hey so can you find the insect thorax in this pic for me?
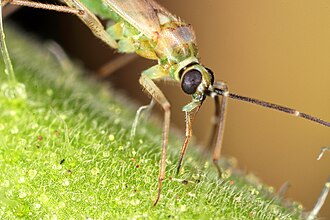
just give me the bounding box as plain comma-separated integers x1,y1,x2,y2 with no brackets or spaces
155,23,198,63
95,2,199,80
155,23,199,77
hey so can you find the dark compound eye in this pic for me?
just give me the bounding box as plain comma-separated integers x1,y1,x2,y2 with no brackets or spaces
181,69,202,94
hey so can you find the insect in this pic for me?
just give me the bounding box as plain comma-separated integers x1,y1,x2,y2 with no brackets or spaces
1,0,329,207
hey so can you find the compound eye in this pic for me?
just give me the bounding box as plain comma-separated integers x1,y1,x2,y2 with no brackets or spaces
181,69,202,94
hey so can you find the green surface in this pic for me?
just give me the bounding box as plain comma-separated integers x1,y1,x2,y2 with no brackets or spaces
0,27,304,219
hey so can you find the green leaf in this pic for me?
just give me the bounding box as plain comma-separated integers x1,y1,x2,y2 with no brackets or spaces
0,27,303,219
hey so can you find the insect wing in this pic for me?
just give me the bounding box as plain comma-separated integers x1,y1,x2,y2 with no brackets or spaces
104,0,163,39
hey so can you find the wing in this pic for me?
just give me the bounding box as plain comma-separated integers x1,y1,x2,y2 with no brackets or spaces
104,0,176,39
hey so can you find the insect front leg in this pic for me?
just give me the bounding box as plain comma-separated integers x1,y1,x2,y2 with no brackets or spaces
176,111,193,175
138,72,170,206
176,105,201,175
211,81,229,177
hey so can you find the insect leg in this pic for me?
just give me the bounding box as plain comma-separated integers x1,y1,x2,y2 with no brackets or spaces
276,181,291,199
177,111,192,175
139,73,170,206
307,176,330,220
4,0,80,14
317,147,330,160
176,106,201,175
62,0,118,49
207,95,221,153
306,147,330,220
46,40,81,77
4,0,117,48
212,81,229,176
97,54,138,78
2,2,19,18
130,98,155,140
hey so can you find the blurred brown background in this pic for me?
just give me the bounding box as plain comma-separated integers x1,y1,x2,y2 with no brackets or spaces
6,0,330,217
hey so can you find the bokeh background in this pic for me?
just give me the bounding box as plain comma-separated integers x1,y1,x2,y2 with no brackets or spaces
5,0,330,217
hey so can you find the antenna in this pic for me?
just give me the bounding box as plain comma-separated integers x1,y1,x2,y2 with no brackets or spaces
215,89,330,127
